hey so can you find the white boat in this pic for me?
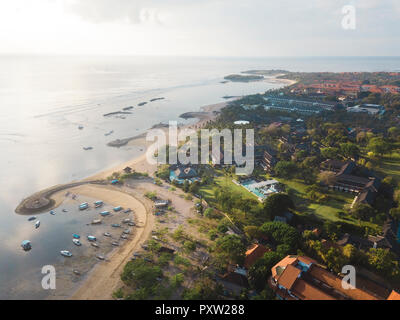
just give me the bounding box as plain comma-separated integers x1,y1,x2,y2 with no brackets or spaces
104,232,112,237
96,254,105,260
91,242,99,248
72,239,82,246
60,250,72,257
112,242,119,246
50,210,56,215
91,219,102,225
35,221,40,229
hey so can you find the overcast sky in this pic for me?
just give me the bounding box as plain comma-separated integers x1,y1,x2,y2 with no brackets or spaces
0,0,399,56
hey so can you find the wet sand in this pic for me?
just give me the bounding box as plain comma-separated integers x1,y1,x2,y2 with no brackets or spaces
60,184,152,300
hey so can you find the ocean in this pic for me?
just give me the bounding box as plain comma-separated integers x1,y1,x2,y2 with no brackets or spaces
0,55,399,299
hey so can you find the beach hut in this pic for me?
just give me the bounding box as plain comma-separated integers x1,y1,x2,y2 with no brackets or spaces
123,167,133,173
154,199,169,208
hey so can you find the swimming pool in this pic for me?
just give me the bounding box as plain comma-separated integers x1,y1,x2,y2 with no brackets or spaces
239,179,279,200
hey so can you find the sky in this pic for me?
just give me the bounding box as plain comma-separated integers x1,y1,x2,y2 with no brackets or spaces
0,0,399,56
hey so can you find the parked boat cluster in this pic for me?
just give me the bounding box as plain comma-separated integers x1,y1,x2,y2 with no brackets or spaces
21,199,135,267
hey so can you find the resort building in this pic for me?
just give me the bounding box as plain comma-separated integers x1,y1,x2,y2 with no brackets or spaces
174,167,198,180
269,255,392,300
263,96,335,114
255,145,277,173
320,160,381,207
169,165,199,184
337,218,400,256
347,104,385,115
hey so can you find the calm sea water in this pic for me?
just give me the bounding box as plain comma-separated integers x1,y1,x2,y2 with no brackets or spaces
0,55,399,299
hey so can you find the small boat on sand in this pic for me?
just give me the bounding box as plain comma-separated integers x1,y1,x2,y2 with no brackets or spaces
112,242,119,246
62,209,68,213
100,211,110,216
73,270,81,275
87,235,97,242
21,240,32,251
72,234,80,239
78,126,84,130
123,229,131,234
91,219,102,225
91,242,99,248
111,224,121,228
113,206,122,212
79,202,89,210
120,234,128,239
128,222,136,227
96,254,105,260
104,232,112,237
122,219,131,224
28,216,37,221
123,208,132,213
83,147,93,151
50,210,56,215
35,221,40,229
73,239,82,246
104,130,114,136
94,200,103,208
61,250,72,257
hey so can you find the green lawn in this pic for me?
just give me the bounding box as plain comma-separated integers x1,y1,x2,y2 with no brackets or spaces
375,151,400,182
198,172,258,205
275,177,379,229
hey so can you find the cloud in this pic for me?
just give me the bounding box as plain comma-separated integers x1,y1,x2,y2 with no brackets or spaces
0,0,399,56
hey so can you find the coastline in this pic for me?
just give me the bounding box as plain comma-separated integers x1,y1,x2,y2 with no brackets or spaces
15,75,291,300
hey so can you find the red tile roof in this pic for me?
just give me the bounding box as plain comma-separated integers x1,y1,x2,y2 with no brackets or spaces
291,279,335,300
277,265,302,290
387,290,400,300
308,265,380,300
244,244,269,269
271,255,298,279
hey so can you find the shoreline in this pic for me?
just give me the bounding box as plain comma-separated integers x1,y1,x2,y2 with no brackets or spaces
15,75,290,300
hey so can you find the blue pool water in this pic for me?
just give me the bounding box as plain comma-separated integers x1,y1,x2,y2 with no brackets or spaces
397,223,400,243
